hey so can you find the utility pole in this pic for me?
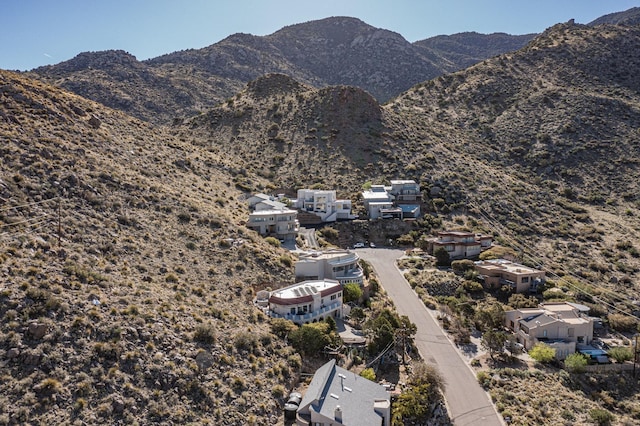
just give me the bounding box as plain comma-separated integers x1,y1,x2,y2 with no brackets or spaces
634,334,639,379
57,195,61,248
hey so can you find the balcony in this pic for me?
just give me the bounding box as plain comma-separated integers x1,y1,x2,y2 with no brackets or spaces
335,269,364,285
270,302,341,324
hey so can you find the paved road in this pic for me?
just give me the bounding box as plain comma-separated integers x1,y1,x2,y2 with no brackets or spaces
356,248,503,426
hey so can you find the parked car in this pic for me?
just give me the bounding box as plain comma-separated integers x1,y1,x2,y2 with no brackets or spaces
353,242,365,248
369,242,376,248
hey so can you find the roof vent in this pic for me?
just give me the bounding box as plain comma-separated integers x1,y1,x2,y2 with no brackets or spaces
335,405,343,422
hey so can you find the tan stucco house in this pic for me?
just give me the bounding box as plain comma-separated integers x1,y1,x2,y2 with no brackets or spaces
505,302,594,359
475,259,545,293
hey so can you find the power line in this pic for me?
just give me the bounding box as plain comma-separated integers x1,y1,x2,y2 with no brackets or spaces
0,198,57,212
469,201,640,322
0,214,50,229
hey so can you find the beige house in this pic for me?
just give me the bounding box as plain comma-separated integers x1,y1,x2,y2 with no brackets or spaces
267,279,343,325
505,302,594,359
246,208,299,241
475,259,545,293
295,249,364,286
427,231,492,260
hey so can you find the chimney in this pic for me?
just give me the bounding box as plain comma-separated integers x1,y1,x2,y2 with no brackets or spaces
335,405,343,423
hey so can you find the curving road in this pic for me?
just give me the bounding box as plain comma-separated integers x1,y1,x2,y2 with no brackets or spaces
356,248,503,426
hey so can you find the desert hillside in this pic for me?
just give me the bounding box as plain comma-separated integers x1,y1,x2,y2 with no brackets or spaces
0,69,297,425
2,10,640,426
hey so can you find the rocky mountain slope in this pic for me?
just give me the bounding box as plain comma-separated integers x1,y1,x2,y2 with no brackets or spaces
0,70,298,425
3,9,640,425
29,17,533,124
182,20,640,312
588,6,640,26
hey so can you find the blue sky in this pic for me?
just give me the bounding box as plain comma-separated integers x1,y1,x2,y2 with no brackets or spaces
3,0,639,71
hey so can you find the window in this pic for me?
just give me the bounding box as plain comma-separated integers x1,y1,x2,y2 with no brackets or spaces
522,277,529,283
330,294,337,301
290,308,295,314
543,330,548,337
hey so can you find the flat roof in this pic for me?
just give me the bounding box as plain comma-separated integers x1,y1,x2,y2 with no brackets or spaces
270,279,341,300
249,208,297,216
390,179,417,184
476,259,542,274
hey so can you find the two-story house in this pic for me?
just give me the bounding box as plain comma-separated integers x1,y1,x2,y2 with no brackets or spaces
246,208,299,241
505,302,595,360
475,259,545,293
389,180,421,204
295,249,364,286
361,180,421,219
293,189,356,223
296,359,390,425
427,230,493,260
267,279,343,325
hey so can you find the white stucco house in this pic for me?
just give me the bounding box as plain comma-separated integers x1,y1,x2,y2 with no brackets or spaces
362,180,421,219
295,249,364,286
293,189,357,222
267,279,343,325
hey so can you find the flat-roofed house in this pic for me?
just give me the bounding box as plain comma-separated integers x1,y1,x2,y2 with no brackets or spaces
293,189,356,222
296,359,390,425
295,249,364,286
427,231,493,260
504,302,594,359
246,208,299,241
475,259,545,293
268,279,343,325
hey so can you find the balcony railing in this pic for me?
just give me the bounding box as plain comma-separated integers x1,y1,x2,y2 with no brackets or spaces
270,302,341,324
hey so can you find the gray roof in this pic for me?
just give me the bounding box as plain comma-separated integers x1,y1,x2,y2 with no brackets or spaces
258,199,286,209
298,359,389,425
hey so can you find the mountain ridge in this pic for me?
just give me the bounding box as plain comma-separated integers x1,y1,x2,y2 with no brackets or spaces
29,16,537,124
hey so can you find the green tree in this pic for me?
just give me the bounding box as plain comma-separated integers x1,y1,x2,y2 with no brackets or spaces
270,318,297,339
343,282,363,304
529,343,556,364
324,315,336,332
607,346,633,363
481,329,508,360
564,352,588,373
391,363,443,425
392,383,433,425
365,309,401,355
360,368,376,381
289,323,332,356
434,247,450,267
474,302,505,331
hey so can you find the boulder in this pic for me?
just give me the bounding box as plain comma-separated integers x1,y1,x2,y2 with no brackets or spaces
28,322,48,339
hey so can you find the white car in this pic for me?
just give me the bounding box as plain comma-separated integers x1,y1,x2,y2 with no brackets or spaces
353,242,365,248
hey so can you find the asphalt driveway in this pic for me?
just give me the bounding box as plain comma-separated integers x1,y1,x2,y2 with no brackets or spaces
357,248,503,426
